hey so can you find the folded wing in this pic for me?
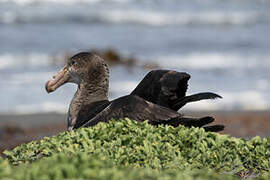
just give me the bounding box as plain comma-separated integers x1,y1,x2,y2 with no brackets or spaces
82,95,224,132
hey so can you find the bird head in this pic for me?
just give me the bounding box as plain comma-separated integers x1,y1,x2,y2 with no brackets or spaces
45,52,109,93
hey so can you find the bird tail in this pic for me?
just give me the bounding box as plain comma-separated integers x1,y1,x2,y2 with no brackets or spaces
162,116,224,132
203,125,225,132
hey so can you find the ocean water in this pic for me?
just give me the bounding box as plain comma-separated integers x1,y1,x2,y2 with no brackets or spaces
0,0,270,114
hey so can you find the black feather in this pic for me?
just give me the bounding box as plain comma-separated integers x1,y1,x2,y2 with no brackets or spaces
172,92,222,110
203,125,225,132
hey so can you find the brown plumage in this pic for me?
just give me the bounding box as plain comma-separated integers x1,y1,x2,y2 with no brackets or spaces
46,52,224,132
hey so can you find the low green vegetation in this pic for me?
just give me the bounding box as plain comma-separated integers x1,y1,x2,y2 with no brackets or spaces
1,118,270,179
0,153,243,180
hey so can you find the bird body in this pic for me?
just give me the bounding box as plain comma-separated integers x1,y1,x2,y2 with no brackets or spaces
46,52,224,132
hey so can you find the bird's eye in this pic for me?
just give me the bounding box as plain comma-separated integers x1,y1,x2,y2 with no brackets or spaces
71,61,77,66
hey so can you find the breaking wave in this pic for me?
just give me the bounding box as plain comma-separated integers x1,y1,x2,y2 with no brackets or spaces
0,53,64,69
153,53,270,70
0,8,267,26
1,52,270,72
0,0,132,4
9,102,68,114
183,91,270,111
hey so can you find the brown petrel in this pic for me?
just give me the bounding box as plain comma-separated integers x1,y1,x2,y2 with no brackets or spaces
46,52,224,132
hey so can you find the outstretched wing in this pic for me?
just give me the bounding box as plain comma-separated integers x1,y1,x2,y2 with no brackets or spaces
131,70,190,110
82,95,224,132
131,70,221,111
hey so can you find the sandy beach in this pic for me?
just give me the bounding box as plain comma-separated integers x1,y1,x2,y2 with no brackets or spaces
1,111,269,154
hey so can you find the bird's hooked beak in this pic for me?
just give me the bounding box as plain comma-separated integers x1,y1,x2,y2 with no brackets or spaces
45,65,70,93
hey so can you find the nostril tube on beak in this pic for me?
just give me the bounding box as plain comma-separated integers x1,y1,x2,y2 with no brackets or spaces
45,66,70,93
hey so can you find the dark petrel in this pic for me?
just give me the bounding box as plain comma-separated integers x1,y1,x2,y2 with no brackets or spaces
46,52,224,132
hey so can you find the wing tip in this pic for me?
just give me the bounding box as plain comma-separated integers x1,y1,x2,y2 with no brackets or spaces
203,92,222,99
214,93,223,99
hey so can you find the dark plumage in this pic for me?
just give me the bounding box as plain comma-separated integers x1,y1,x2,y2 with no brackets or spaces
46,52,224,132
131,70,221,111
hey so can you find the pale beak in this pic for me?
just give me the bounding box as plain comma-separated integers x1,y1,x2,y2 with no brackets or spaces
45,66,70,93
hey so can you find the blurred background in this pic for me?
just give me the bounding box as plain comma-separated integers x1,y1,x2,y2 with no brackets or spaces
0,0,270,151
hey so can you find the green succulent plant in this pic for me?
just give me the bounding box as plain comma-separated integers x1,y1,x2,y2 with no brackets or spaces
1,118,270,179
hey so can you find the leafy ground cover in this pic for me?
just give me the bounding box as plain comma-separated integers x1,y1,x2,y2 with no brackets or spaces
1,118,270,179
0,153,250,180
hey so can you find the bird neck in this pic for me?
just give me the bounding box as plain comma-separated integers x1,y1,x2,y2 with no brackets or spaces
67,68,109,130
75,60,110,103
69,77,109,120
76,83,109,103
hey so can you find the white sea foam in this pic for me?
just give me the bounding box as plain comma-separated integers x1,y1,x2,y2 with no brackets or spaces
100,10,262,26
0,53,64,69
0,0,119,4
10,102,68,114
0,71,58,86
0,7,265,26
1,0,269,5
1,52,269,71
153,53,270,70
183,91,270,111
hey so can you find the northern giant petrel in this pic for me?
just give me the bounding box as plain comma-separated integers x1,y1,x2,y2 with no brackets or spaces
46,52,224,132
